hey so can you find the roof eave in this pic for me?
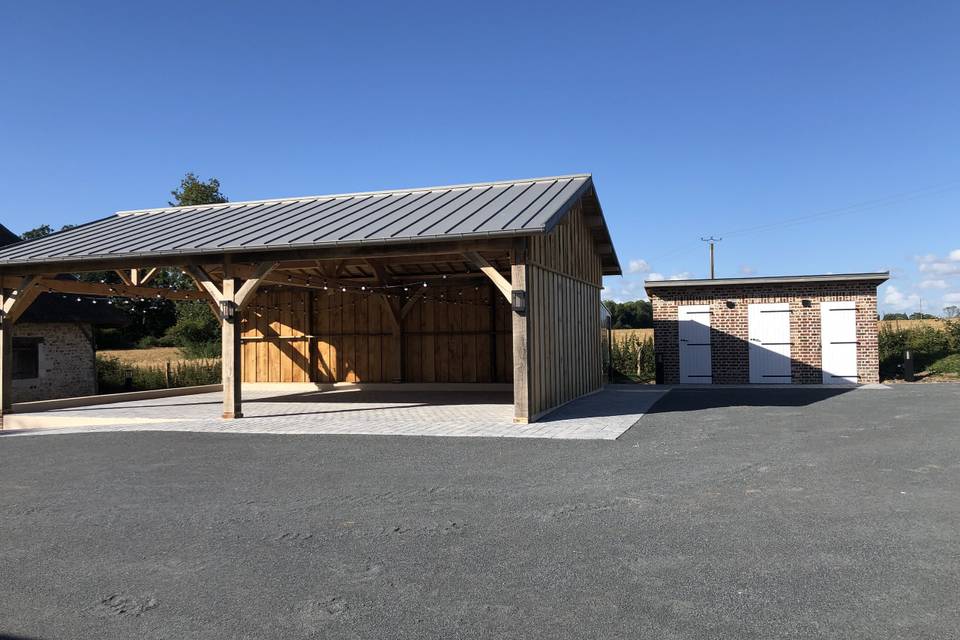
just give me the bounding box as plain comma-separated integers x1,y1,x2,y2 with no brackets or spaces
644,272,891,290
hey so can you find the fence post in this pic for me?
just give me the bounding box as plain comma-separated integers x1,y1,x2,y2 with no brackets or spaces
165,361,172,388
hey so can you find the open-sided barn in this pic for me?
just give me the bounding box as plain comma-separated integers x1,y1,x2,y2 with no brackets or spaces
0,175,621,424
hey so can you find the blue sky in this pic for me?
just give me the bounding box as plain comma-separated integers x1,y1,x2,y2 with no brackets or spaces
1,1,958,314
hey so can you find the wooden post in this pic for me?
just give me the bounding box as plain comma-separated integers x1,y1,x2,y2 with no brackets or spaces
220,267,242,419
186,262,275,419
0,319,12,423
511,239,531,423
0,275,43,427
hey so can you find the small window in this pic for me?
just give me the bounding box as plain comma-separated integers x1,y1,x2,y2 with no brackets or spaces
13,337,42,380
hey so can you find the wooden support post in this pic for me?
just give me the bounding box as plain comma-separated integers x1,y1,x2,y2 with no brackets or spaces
0,318,12,423
185,262,275,419
220,265,242,419
0,275,42,426
510,240,531,423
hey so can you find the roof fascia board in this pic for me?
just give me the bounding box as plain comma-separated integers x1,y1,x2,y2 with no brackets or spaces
644,273,890,289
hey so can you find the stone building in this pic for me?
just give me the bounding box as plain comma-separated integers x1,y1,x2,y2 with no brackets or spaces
12,293,128,402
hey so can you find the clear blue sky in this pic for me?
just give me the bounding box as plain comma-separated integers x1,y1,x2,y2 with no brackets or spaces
2,1,958,314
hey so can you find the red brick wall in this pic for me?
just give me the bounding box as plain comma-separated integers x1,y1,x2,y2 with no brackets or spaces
650,281,879,385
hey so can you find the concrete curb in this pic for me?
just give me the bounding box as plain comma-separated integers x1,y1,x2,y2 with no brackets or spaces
10,384,223,413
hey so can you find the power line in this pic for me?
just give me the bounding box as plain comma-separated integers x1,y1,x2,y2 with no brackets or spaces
642,178,960,267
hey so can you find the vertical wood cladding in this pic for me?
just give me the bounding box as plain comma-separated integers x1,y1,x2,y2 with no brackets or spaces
650,281,880,385
522,199,605,420
240,285,512,383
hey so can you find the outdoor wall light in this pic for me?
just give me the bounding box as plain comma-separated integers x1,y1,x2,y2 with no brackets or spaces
725,300,736,309
512,290,527,315
219,300,236,321
802,299,813,308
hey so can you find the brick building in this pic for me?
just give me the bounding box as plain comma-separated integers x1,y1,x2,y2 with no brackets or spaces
646,273,888,385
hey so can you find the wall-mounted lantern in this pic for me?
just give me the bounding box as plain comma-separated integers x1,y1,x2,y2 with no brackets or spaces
725,300,736,309
801,299,813,308
220,299,236,321
511,290,527,316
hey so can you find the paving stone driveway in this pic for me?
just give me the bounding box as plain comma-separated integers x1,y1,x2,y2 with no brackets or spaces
4,387,670,440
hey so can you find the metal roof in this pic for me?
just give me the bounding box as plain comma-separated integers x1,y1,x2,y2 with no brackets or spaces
645,272,890,290
0,174,620,274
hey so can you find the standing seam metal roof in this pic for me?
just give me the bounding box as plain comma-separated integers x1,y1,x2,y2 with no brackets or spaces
0,174,620,273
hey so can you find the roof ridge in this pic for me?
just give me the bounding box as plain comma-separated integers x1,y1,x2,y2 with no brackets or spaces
115,174,593,216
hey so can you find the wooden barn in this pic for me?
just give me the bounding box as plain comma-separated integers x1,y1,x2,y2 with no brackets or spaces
0,175,620,424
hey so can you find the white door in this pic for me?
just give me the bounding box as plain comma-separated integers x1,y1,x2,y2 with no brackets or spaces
821,301,858,384
748,303,792,384
678,305,712,383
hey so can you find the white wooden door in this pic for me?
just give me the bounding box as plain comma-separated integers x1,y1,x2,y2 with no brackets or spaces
748,303,792,384
821,301,858,384
678,305,712,383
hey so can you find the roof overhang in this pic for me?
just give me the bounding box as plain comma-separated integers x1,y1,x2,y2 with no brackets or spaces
645,272,890,293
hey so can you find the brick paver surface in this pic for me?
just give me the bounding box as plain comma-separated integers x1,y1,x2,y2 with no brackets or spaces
5,387,669,440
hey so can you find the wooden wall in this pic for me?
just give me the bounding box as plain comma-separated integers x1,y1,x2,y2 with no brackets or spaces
520,199,604,420
240,284,512,384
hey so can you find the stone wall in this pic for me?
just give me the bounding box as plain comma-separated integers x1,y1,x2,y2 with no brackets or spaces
650,281,880,385
12,322,97,402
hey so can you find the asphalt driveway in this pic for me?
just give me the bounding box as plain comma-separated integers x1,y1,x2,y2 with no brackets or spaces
1,384,958,639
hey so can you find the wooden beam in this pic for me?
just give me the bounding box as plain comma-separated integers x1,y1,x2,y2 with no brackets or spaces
115,270,134,286
138,267,159,286
400,287,425,319
234,262,278,310
463,251,512,303
35,277,199,301
2,276,43,324
185,265,224,302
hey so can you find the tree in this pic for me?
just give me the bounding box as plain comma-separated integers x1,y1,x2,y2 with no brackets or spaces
944,305,960,319
883,313,909,320
909,312,938,320
602,299,653,328
20,223,76,240
170,172,228,207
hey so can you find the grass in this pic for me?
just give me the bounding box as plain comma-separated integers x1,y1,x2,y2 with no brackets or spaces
928,353,960,376
98,347,188,365
96,354,221,393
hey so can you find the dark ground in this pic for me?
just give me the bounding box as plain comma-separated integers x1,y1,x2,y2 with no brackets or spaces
1,385,959,639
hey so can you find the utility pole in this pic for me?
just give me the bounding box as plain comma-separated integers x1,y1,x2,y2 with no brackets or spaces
701,236,721,279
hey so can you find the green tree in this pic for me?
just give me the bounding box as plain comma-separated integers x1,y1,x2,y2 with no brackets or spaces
170,172,228,207
883,313,909,320
944,305,960,319
20,223,76,240
602,299,653,328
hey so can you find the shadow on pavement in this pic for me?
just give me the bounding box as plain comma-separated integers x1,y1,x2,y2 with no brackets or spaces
646,386,853,413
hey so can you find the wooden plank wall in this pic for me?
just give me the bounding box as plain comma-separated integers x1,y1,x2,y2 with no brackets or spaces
402,284,513,383
240,285,512,383
524,199,604,419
